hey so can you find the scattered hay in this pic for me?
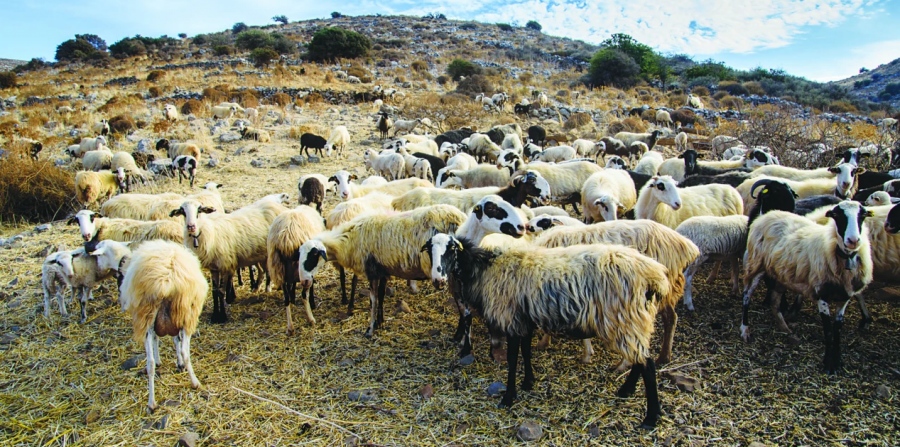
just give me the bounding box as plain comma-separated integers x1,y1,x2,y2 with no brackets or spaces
0,158,75,222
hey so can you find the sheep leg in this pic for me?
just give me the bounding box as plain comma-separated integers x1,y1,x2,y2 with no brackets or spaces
489,326,507,363
706,261,722,282
210,271,228,324
236,268,244,287
376,277,387,327
499,334,520,408
581,339,594,364
521,333,535,392
181,331,201,389
42,286,52,319
729,257,741,297
617,361,641,398
365,283,378,338
283,279,295,336
57,289,68,318
339,266,348,305
145,328,157,413
656,304,677,366
152,332,161,367
457,312,474,361
407,280,418,294
682,255,707,312
247,265,261,293
301,282,316,326
78,287,89,324
348,274,358,315
819,300,836,374
225,273,237,304
452,300,468,344
768,283,793,336
640,358,661,430
740,273,764,342
856,296,872,330
174,333,185,371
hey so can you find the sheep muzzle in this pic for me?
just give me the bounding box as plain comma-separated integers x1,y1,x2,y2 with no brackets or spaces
431,279,446,290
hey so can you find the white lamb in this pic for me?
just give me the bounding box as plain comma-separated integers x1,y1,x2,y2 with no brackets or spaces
41,250,74,319
633,151,664,176
534,145,576,163
364,148,405,181
675,215,749,311
163,104,178,121
325,125,351,157
581,169,637,223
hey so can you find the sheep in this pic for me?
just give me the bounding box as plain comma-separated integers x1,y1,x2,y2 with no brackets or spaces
437,164,511,189
372,99,384,112
376,112,392,140
444,152,477,171
92,119,110,136
240,126,271,143
534,145,576,163
571,139,602,159
211,104,237,119
514,103,531,115
736,164,861,213
392,118,423,136
466,133,503,163
534,91,549,107
634,151,664,176
298,205,467,337
501,133,523,153
325,126,351,157
605,155,629,169
533,219,699,366
475,93,498,112
864,191,900,206
749,164,841,181
659,148,775,182
243,107,258,123
163,104,178,121
635,176,744,229
346,75,361,83
687,94,704,109
116,239,208,413
111,152,150,191
525,214,585,234
675,215,748,311
852,179,900,202
614,130,662,151
266,205,327,335
297,174,334,212
513,160,604,213
82,148,114,171
596,136,629,160
439,142,460,161
75,170,122,208
100,192,184,220
422,233,670,429
491,92,509,109
675,132,689,152
655,110,673,128
171,197,289,323
364,148,405,181
408,151,445,180
69,209,183,248
329,170,431,200
173,155,198,188
62,247,116,323
42,250,74,319
741,201,873,373
77,135,108,156
580,169,637,223
155,139,201,160
393,170,551,212
722,146,747,160
299,133,327,158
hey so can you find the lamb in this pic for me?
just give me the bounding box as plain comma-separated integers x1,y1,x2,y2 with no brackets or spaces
581,169,636,223
534,145,576,163
687,93,704,109
655,110,673,128
300,133,327,158
524,214,585,234
75,170,122,208
116,239,208,413
864,191,900,206
82,148,114,171
635,175,744,229
465,133,503,163
392,170,551,212
741,202,873,373
571,139,603,159
297,174,334,212
297,205,467,337
92,119,110,136
77,135,108,156
325,126,351,157
408,151,445,181
171,197,289,323
633,151,664,176
112,152,150,191
41,250,74,319
422,233,670,429
329,170,431,200
597,136,633,161
100,192,185,220
211,104,237,119
364,148,405,181
376,112,392,140
852,179,900,202
675,132,689,152
614,130,662,150
240,126,271,143
444,152,478,171
62,247,116,323
437,164,511,189
439,142,460,161
173,155,198,188
372,99,384,112
266,205,327,335
156,139,201,160
70,209,183,248
392,118,423,136
475,93,498,112
675,215,749,311
346,75,361,83
163,104,178,121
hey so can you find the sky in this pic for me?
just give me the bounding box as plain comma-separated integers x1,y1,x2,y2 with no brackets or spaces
1,0,897,82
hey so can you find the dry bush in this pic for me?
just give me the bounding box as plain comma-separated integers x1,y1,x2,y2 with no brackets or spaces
411,60,428,72
152,119,172,133
620,117,648,133
640,109,656,121
109,114,135,134
670,108,696,126
828,100,857,114
518,72,533,84
236,90,259,108
347,66,369,79
97,94,143,114
181,99,204,115
743,81,766,95
399,92,487,132
271,92,291,106
323,72,334,84
148,86,162,98
691,86,710,97
202,87,227,103
0,159,75,223
455,74,494,97
712,91,729,101
304,92,324,105
668,94,687,109
720,95,744,110
607,120,625,135
564,112,592,129
147,70,166,82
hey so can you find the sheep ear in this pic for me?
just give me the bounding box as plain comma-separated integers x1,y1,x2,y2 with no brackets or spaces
170,208,185,217
473,205,483,219
216,183,224,189
67,216,77,225
828,167,840,174
511,174,523,185
825,209,835,218
677,153,685,159
199,206,216,214
327,176,337,183
855,168,867,175
420,240,432,254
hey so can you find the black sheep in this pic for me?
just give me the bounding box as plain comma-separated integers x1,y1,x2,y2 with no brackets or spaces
526,125,546,146
411,152,446,182
299,177,326,212
434,128,474,148
300,133,327,158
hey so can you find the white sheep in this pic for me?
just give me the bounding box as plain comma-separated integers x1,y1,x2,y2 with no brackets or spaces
444,152,477,171
581,169,636,223
267,205,327,334
605,155,628,169
711,135,742,156
741,202,873,373
163,104,178,121
525,214,585,234
864,191,900,206
41,250,74,319
422,233,670,429
675,215,749,311
687,94,703,109
392,118,423,136
211,104,237,119
655,110,673,128
634,150,664,176
475,93,498,112
675,132,689,152
635,175,744,229
63,247,116,323
571,139,603,159
466,133,503,162
329,170,431,200
77,135,108,156
297,205,467,337
112,152,150,191
347,75,361,83
437,164,511,189
156,139,201,161
69,209,183,248
614,130,661,150
438,142,459,161
392,171,551,212
100,192,184,220
117,239,208,413
82,148,114,171
736,164,860,213
325,125,351,157
364,148,405,181
501,133,523,153
411,158,433,182
172,155,198,188
171,196,289,323
534,145,576,163
91,119,110,136
372,99,384,112
514,160,603,213
243,107,258,123
75,170,122,208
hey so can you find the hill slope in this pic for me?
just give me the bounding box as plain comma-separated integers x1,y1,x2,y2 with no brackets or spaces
835,57,900,109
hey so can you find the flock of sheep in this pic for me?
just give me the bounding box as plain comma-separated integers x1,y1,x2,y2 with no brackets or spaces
35,88,900,430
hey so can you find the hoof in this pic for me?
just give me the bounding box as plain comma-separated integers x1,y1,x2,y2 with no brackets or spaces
490,348,507,363
616,385,634,398
147,404,157,414
364,329,374,339
522,381,533,392
858,318,872,331
286,328,295,336
498,397,514,409
639,417,658,431
210,313,229,324
655,355,671,366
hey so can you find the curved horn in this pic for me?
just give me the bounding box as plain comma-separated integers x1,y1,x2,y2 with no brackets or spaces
749,179,776,199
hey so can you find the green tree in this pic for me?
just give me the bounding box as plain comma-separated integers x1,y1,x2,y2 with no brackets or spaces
76,34,107,52
178,33,188,39
525,20,542,31
588,48,640,88
331,11,342,18
232,22,249,34
109,38,147,57
306,27,371,61
601,33,658,78
446,59,481,81
55,36,102,61
273,15,288,25
250,48,279,68
235,30,275,51
684,59,732,81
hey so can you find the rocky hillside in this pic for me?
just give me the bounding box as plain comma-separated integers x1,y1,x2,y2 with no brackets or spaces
835,57,900,109
0,58,25,71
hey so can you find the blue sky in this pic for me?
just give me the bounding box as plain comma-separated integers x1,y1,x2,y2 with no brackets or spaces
1,0,897,82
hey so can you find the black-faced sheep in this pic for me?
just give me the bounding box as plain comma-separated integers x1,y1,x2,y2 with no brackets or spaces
300,133,327,158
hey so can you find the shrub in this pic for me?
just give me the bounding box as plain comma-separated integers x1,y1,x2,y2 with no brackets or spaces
214,45,235,56
742,81,766,95
271,92,292,106
588,49,640,88
108,38,146,58
236,30,275,51
0,72,16,89
237,91,259,108
250,48,279,67
436,75,449,85
331,12,342,18
717,81,747,96
455,74,494,97
720,95,744,109
526,20,542,31
147,70,165,82
622,117,648,133
411,60,428,72
691,86,710,97
564,112,592,129
148,86,162,98
518,72,533,84
232,22,249,34
496,23,513,31
828,100,857,113
55,35,106,61
307,27,371,62
202,87,227,103
712,91,729,101
181,99,203,115
109,114,135,134
447,59,481,81
273,15,288,25
0,159,75,223
459,22,478,31
271,33,296,54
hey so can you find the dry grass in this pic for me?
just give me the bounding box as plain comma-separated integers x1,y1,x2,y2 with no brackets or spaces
0,158,75,223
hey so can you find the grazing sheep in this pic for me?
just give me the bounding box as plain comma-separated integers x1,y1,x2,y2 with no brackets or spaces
100,192,184,220
634,151,664,176
597,137,632,161
111,152,150,192
75,170,122,208
117,239,208,413
42,250,74,319
92,119,110,136
82,148,114,171
437,164,511,189
465,133,503,163
69,209,183,248
687,94,703,109
392,118,423,136
581,169,637,223
376,112,392,140
300,133,327,158
675,215,748,311
741,202,873,373
267,205,327,334
364,148,405,181
211,104,237,119
298,205,467,337
655,110,673,128
243,107,258,122
372,99,384,112
513,160,604,213
605,155,629,169
172,155,198,188
329,170,430,200
614,130,662,151
171,197,289,323
635,176,743,229
77,135,108,156
240,126,271,143
325,126,351,157
534,145,576,163
163,104,178,121
156,139,201,161
526,125,545,147
749,164,841,181
571,139,603,159
422,233,670,429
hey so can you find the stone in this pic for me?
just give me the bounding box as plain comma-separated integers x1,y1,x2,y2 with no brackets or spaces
309,156,321,163
135,139,151,153
419,384,434,399
120,354,145,370
233,147,246,156
153,414,168,429
1,333,18,345
250,159,265,168
219,132,242,143
486,382,506,397
515,420,543,442
207,157,219,168
458,354,475,366
875,384,891,399
34,224,52,233
290,155,307,166
348,389,376,402
176,432,199,447
7,277,18,287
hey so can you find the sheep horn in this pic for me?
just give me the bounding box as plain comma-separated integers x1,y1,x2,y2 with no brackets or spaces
750,179,776,199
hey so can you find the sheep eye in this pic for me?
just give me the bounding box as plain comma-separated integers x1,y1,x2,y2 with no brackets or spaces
656,183,666,191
